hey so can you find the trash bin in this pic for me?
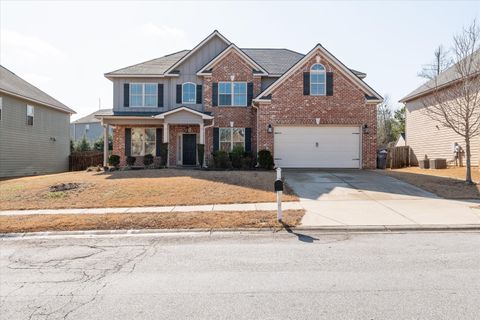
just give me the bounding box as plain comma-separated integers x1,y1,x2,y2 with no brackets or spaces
377,150,388,169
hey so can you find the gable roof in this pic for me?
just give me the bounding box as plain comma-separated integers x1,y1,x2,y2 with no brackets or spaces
72,109,113,124
105,50,189,78
241,49,304,75
197,44,268,75
400,50,480,103
254,44,383,102
0,65,75,114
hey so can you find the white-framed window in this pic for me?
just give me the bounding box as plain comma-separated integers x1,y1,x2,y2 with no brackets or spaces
219,127,245,151
26,105,34,126
0,97,2,121
130,83,158,107
218,82,247,106
131,128,156,156
182,82,196,104
310,63,326,96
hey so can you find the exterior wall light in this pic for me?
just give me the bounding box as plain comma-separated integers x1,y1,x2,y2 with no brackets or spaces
267,124,273,133
230,121,234,127
315,118,321,125
363,124,369,134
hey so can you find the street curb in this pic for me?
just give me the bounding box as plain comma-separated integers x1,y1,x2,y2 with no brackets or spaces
2,224,480,239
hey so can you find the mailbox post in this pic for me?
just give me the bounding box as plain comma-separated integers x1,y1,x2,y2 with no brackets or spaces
274,167,283,221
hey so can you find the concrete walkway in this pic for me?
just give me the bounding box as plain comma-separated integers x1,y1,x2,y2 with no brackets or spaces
0,202,303,216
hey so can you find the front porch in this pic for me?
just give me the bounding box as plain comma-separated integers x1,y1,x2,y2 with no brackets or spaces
98,107,213,167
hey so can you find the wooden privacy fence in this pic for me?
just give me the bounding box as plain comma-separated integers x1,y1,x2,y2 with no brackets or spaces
69,151,104,171
386,146,410,169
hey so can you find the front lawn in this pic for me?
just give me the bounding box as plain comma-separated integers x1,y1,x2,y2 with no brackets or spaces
0,169,298,210
382,166,480,199
0,210,305,233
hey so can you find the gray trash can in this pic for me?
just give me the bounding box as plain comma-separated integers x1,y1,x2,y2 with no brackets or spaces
377,150,388,169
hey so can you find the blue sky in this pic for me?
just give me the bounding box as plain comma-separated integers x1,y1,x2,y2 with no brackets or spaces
1,0,478,120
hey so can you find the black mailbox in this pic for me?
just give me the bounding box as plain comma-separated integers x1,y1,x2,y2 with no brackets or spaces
274,179,283,192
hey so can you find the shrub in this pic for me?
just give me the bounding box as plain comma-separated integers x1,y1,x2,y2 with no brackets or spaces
108,154,120,167
76,136,92,152
70,140,75,153
126,156,136,166
230,145,245,169
197,144,205,168
241,156,254,170
213,150,231,169
160,143,168,166
143,154,154,166
93,135,113,151
258,149,274,170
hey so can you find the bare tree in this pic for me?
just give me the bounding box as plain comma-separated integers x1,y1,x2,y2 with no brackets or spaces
418,45,453,80
377,95,396,149
421,19,480,184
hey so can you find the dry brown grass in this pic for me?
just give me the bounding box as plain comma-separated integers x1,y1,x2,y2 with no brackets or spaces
0,169,298,210
0,210,305,233
382,166,480,199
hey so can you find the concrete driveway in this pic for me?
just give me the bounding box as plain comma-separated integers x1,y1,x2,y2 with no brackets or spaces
284,170,480,227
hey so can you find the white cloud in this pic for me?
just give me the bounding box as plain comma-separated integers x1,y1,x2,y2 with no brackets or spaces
0,29,65,63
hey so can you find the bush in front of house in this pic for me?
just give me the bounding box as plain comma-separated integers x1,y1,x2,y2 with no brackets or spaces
197,144,205,168
126,156,136,166
230,145,245,169
258,149,274,170
213,150,231,169
108,154,120,167
143,154,154,166
160,143,168,166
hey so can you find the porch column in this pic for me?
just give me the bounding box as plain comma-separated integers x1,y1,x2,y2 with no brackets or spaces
163,123,169,142
103,124,109,167
199,123,204,144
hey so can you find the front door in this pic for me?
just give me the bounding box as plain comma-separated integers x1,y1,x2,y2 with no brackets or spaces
182,134,197,165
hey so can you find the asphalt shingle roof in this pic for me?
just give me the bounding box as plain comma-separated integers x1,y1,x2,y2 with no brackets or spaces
400,50,480,102
72,109,113,123
0,65,75,114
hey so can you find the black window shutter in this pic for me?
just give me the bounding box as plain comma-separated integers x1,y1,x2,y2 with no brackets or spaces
212,83,218,107
156,128,163,156
326,72,334,96
213,127,219,151
176,84,182,104
245,128,252,153
303,72,310,95
124,83,130,107
158,84,164,107
125,128,131,156
196,84,202,104
247,82,254,106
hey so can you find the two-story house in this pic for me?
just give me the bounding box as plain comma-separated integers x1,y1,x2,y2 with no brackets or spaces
97,30,382,168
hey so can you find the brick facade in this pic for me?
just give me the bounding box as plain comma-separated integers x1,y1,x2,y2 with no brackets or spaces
168,124,200,166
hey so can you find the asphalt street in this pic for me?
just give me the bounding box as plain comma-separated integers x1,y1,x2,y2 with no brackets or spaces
1,231,480,319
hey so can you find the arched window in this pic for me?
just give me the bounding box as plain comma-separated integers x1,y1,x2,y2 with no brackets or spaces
182,82,196,104
310,64,326,96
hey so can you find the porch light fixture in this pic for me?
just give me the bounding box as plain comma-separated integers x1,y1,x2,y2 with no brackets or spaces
230,121,234,127
230,75,235,81
267,124,273,133
315,118,321,125
363,124,369,134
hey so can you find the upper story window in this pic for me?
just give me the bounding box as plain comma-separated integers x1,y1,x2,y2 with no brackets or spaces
26,105,34,126
130,83,157,107
182,82,196,104
219,82,247,106
310,64,326,96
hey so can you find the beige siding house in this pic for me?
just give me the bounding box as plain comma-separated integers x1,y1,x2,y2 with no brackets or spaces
0,66,75,177
400,53,480,166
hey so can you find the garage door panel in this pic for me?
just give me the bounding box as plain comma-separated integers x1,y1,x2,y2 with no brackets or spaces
274,126,360,168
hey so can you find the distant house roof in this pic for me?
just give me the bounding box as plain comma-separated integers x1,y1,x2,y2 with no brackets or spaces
72,109,113,124
0,65,75,114
105,48,366,79
400,50,480,103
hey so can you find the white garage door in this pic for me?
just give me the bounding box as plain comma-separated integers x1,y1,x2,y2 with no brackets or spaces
274,126,361,168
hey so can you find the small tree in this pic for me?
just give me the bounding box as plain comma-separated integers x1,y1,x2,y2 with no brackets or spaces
418,45,453,80
392,106,406,140
421,19,480,184
377,95,396,148
76,136,92,152
93,135,113,151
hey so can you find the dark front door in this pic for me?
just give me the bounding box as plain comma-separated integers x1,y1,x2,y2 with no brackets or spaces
182,134,197,165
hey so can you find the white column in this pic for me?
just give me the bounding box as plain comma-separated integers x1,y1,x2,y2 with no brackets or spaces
199,123,204,144
103,124,109,167
163,123,169,143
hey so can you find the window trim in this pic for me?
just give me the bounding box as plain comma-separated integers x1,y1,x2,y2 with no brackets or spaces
181,82,197,104
218,127,246,151
130,127,156,156
129,83,158,108
310,63,326,96
218,81,247,107
26,104,34,126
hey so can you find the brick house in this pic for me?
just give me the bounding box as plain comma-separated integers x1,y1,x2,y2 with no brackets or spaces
97,30,382,168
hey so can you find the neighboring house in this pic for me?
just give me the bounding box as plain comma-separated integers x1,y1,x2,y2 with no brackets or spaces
400,53,480,166
70,109,113,144
0,66,75,177
395,133,406,147
97,30,382,168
